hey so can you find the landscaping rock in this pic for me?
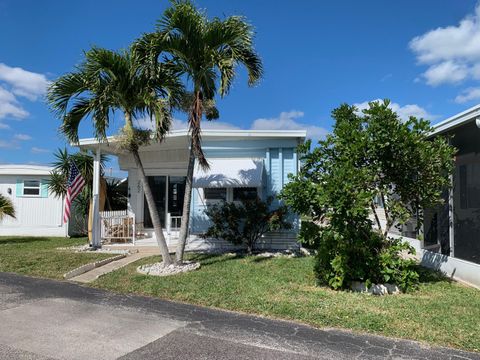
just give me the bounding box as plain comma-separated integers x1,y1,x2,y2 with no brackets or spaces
57,245,133,255
369,284,388,296
385,283,400,294
137,261,200,277
350,282,401,295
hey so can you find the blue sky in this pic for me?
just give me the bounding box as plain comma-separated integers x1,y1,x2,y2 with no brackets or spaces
1,0,479,172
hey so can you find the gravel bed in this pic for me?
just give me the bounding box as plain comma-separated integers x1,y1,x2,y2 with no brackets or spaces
57,244,131,255
137,261,200,277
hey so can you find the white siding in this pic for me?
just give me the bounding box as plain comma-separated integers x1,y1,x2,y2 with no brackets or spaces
0,174,65,237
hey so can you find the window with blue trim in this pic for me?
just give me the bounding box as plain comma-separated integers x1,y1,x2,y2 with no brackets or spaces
23,180,40,196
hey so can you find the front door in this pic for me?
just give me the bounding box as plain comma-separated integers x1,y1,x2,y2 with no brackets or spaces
144,176,186,229
143,176,166,229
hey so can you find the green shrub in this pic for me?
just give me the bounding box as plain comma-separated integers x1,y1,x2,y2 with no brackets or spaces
281,100,455,292
203,196,292,253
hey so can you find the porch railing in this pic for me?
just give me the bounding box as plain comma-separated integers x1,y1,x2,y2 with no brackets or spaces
100,210,136,245
167,214,182,241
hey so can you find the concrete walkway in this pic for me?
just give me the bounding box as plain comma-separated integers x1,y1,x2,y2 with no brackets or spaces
69,252,150,283
0,272,479,360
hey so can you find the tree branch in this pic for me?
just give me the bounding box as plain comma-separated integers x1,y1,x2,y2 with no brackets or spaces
370,201,382,233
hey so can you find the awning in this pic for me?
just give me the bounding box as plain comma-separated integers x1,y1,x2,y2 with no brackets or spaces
193,158,264,188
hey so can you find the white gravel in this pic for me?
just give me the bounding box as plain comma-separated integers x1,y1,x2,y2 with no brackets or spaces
137,261,201,277
57,244,131,255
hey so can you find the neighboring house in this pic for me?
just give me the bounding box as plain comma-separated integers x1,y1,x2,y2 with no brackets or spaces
0,165,67,237
77,129,306,251
399,104,480,288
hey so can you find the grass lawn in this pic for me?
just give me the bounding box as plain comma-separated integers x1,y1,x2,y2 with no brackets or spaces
0,236,114,279
93,253,480,353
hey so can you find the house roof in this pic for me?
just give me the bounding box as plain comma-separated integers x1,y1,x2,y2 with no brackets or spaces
76,129,307,154
0,164,53,176
431,103,480,136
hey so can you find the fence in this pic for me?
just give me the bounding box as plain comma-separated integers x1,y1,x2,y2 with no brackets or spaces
100,210,135,244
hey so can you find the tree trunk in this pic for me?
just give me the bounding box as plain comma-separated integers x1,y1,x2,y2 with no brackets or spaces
175,145,195,264
124,111,172,265
132,150,173,266
176,89,204,264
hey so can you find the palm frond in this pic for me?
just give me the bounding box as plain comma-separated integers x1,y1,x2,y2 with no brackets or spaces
0,194,15,220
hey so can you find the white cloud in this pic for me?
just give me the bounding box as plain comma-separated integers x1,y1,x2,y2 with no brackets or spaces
410,4,480,88
0,86,29,120
354,100,435,121
0,63,49,100
0,64,48,124
423,61,469,86
0,123,10,130
31,147,50,154
455,87,480,103
136,111,326,139
251,111,328,139
0,140,20,149
13,133,31,141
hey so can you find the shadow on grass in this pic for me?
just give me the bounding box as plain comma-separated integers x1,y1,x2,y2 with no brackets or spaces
188,252,244,266
0,237,50,245
416,265,451,284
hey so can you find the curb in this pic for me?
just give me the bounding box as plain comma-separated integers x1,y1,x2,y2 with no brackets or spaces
63,254,127,279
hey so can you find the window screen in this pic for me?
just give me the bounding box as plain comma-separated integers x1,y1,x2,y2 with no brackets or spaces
204,188,227,201
23,180,40,196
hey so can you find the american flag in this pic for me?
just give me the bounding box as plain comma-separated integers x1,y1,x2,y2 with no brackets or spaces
63,161,86,223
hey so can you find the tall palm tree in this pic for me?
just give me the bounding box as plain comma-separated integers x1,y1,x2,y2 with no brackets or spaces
48,148,109,239
0,194,15,220
47,47,183,265
135,0,263,263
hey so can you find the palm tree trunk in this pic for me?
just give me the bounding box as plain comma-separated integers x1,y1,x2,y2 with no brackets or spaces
125,112,172,265
132,150,173,265
175,144,195,264
176,89,204,264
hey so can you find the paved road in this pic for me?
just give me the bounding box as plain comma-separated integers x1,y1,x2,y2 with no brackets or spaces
0,272,478,360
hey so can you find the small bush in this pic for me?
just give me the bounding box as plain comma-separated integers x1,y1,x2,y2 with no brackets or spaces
203,196,292,253
314,226,418,291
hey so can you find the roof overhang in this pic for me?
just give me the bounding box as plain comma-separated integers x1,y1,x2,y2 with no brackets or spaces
431,103,480,137
76,129,307,154
0,165,52,176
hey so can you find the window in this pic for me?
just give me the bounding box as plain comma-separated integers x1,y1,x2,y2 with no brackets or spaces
233,187,257,201
204,188,227,201
23,180,40,196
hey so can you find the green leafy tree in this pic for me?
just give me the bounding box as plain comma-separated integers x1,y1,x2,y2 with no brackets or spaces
203,197,292,254
47,47,183,265
134,0,263,263
0,194,15,220
281,100,455,291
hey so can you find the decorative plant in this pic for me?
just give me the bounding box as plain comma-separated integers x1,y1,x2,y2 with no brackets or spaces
281,100,455,292
134,0,263,264
0,194,15,220
47,47,183,264
203,196,292,254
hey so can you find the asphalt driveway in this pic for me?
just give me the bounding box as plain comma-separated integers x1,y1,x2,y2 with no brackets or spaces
0,272,478,360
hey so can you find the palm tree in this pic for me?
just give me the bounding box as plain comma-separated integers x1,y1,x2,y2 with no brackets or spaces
134,0,263,263
47,47,183,265
48,148,109,238
0,194,15,220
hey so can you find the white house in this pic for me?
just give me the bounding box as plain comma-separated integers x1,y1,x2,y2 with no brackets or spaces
76,129,306,251
0,165,67,237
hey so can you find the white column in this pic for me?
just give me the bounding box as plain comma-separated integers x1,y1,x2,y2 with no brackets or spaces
92,146,101,248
